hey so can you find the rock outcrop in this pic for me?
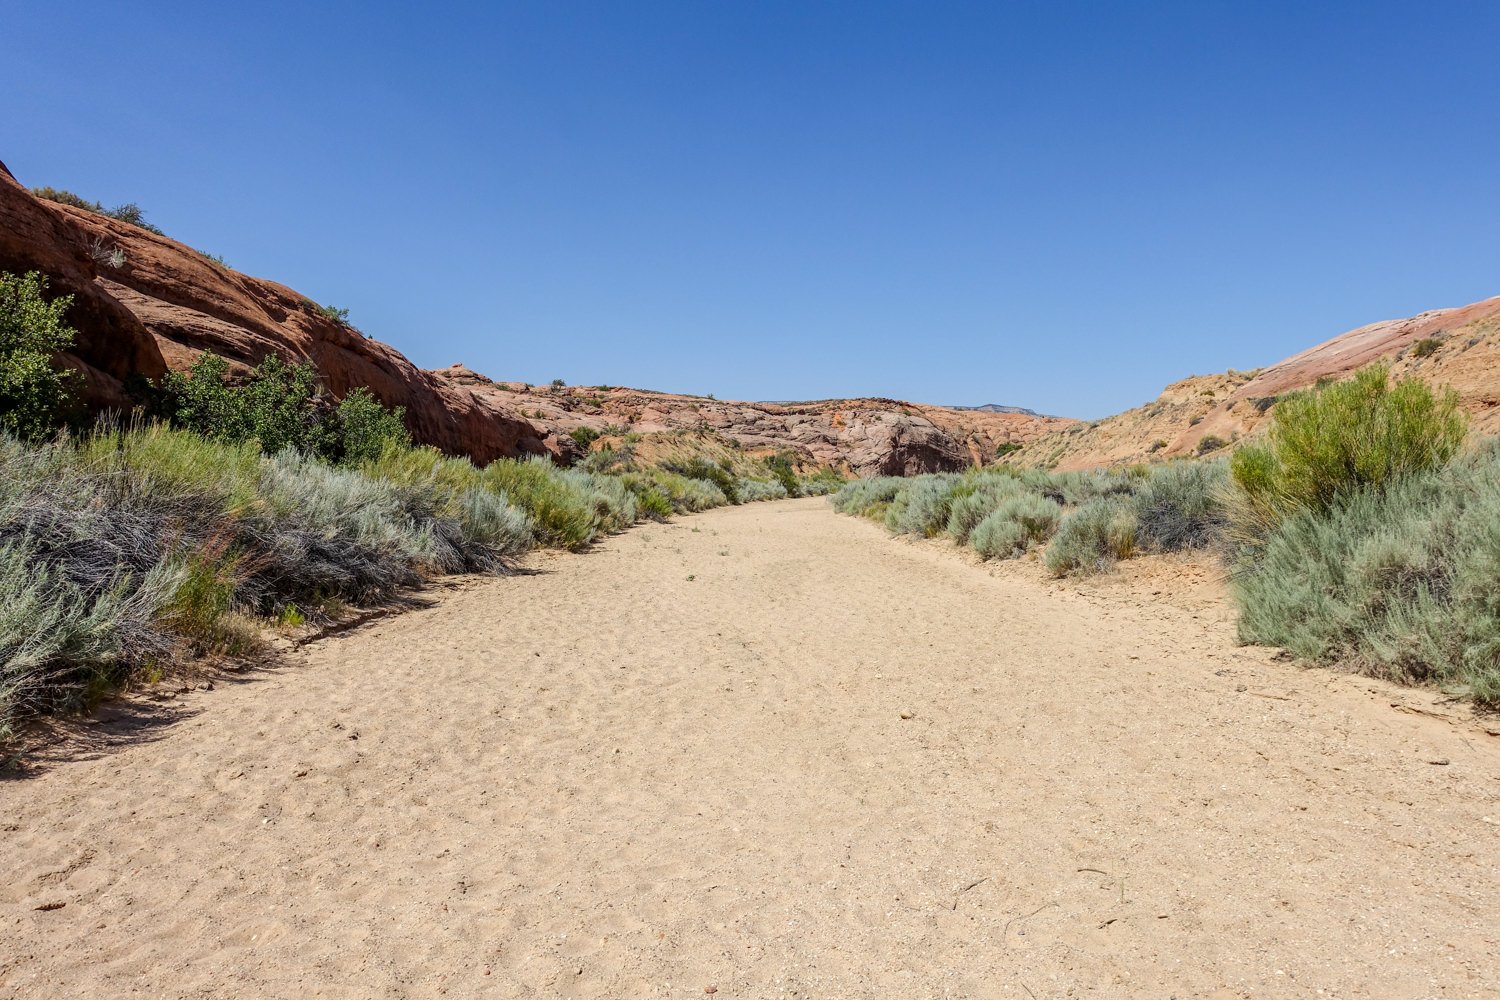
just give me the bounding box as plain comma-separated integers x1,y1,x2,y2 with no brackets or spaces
0,163,553,463
0,167,1075,474
1017,294,1500,471
429,366,1074,476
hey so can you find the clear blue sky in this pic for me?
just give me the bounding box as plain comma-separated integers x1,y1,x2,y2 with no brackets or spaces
6,2,1498,418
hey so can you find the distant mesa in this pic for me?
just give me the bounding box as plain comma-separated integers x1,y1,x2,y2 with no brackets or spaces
949,403,1047,417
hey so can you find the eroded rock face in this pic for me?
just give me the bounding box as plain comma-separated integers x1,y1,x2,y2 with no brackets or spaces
427,366,1075,476
1019,294,1500,471
2,165,1076,473
0,165,552,463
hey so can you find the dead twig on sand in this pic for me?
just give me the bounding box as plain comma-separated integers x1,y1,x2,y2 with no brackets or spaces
1003,901,1057,944
949,877,989,911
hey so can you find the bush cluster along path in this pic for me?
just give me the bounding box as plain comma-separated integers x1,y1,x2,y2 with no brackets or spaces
2,498,1497,998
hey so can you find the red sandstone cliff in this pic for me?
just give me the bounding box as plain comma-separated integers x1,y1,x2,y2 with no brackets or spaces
0,163,1074,474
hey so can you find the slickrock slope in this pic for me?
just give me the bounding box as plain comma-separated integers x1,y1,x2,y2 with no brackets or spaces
0,164,558,463
1019,294,1500,471
430,365,1075,475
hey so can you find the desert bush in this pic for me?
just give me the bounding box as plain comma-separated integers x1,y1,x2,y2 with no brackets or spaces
766,453,802,498
1045,497,1138,576
1229,364,1465,537
831,477,906,516
624,477,675,521
1196,434,1227,455
1233,443,1500,705
639,469,727,513
158,352,330,456
1132,461,1227,552
665,457,740,503
736,478,789,503
0,538,180,741
331,387,410,465
31,187,103,212
1409,337,1440,358
885,475,962,536
30,188,166,235
0,271,79,440
570,426,601,450
970,514,1028,559
481,455,597,550
797,467,845,496
944,475,1029,544
969,493,1063,560
103,202,164,235
359,443,531,571
558,466,638,533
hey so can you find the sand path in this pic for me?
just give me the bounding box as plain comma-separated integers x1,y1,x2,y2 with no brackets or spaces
2,498,1497,998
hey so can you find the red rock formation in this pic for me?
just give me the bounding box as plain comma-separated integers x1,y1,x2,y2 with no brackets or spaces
0,163,551,463
428,366,1075,476
1018,294,1500,471
1,164,1075,473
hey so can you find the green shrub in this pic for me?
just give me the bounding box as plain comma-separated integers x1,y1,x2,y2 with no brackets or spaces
161,543,253,655
31,187,103,212
970,493,1062,560
1045,498,1138,576
629,482,675,521
736,478,789,503
0,271,78,440
945,476,1027,544
30,188,165,235
1196,434,1227,455
797,467,845,496
970,515,1028,559
1410,337,1440,359
767,453,801,498
831,477,906,516
569,426,601,450
482,455,597,550
1229,364,1466,536
159,352,330,456
885,475,961,536
332,387,410,465
1233,443,1500,705
666,457,740,503
1132,461,1227,552
103,202,164,235
302,300,351,324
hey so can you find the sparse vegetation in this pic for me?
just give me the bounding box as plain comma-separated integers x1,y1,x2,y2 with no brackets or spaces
1228,363,1465,540
0,283,842,742
0,272,78,440
1225,364,1497,705
1044,497,1137,575
31,187,165,235
1195,434,1227,455
833,458,1230,577
569,426,602,450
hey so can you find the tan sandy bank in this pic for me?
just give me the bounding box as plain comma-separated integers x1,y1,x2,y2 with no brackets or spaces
2,498,1497,998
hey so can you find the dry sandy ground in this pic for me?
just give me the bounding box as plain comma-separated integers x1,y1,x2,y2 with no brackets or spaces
2,498,1498,998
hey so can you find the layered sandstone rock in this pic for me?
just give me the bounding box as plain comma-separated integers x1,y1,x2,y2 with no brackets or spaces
1,164,1074,473
0,163,551,463
429,366,1074,476
1019,295,1500,471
